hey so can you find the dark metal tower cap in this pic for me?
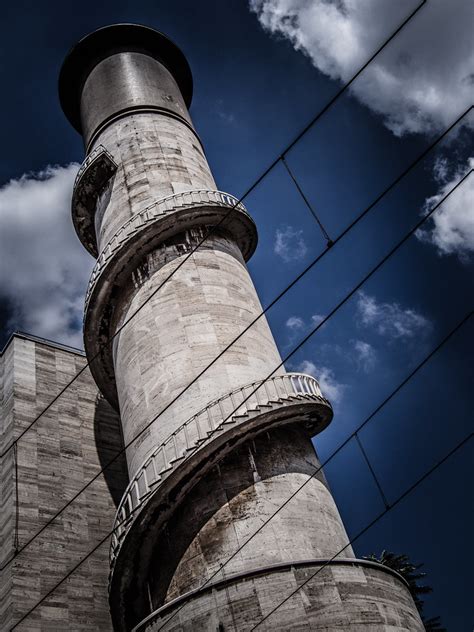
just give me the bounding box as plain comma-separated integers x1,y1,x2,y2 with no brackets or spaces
58,23,193,133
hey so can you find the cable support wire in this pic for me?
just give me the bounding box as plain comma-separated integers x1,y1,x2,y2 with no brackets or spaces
2,123,471,575
355,432,390,509
0,0,428,461
8,180,473,629
281,155,333,246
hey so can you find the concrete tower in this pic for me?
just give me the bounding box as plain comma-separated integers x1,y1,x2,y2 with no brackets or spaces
59,24,423,632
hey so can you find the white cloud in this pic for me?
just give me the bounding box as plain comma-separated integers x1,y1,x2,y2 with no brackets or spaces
285,315,305,331
216,99,236,124
274,225,308,262
285,313,326,346
297,359,345,403
0,164,93,348
311,313,324,326
432,156,450,184
353,339,376,372
356,291,431,339
250,0,473,136
416,158,474,262
286,313,323,331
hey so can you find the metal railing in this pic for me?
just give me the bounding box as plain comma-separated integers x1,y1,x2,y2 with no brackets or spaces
73,144,115,191
84,189,250,312
110,372,326,569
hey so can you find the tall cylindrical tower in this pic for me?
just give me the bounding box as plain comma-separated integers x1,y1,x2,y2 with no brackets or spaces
59,24,424,632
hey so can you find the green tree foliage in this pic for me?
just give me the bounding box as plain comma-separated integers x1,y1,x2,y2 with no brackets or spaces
363,550,446,631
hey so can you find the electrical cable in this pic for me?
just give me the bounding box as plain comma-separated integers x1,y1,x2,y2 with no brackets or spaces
281,155,333,246
9,172,472,629
0,0,428,460
2,130,470,572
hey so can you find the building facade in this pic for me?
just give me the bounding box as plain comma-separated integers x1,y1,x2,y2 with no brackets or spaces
0,333,127,631
0,23,424,632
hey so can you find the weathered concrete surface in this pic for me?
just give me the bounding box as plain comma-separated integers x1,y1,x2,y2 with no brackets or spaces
0,334,128,631
138,562,425,632
112,230,285,477
115,427,423,631
90,112,215,253
151,427,353,610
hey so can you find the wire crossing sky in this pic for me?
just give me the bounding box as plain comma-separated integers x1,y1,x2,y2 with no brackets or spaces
3,105,470,575
6,166,473,628
0,1,472,629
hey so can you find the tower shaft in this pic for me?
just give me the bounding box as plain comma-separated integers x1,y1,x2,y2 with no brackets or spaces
78,46,285,478
60,24,424,631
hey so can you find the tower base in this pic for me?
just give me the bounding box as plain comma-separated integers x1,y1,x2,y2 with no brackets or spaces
134,559,424,631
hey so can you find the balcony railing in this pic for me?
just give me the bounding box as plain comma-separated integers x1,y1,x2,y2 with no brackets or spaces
84,188,250,312
72,145,118,257
74,144,115,189
109,372,329,572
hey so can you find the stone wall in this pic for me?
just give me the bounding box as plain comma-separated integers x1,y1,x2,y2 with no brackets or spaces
91,112,216,253
139,561,424,632
0,334,128,631
113,230,285,478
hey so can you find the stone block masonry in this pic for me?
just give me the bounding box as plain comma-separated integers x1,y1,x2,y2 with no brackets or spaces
56,23,425,631
0,334,128,631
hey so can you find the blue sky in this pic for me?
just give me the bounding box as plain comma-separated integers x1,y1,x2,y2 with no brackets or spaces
0,0,472,629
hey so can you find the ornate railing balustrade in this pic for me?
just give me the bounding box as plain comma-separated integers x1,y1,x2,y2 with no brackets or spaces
73,144,115,189
109,372,328,571
72,144,118,257
84,188,251,312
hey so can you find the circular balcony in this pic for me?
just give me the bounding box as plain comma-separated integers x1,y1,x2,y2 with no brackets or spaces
131,558,420,632
84,188,257,315
71,144,117,257
108,372,333,606
83,187,258,409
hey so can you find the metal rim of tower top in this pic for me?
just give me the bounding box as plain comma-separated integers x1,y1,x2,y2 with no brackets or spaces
59,23,193,133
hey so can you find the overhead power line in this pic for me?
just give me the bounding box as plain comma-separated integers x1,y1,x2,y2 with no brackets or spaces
0,0,428,460
2,139,471,573
9,174,472,629
281,155,333,246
